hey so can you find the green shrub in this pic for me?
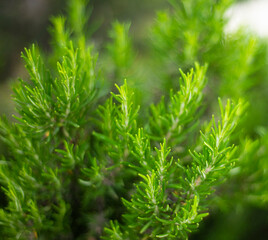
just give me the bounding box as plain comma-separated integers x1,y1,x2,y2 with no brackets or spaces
0,0,267,239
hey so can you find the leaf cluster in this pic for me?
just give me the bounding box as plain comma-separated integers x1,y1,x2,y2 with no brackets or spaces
0,0,266,239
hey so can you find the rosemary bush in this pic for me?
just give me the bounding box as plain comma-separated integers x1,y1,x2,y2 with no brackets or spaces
0,0,267,239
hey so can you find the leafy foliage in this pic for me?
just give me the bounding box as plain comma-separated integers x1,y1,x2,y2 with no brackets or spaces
0,0,267,239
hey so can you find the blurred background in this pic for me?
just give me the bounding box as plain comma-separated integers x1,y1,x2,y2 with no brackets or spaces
0,0,268,239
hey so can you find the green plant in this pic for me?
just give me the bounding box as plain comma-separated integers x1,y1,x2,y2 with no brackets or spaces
0,0,267,239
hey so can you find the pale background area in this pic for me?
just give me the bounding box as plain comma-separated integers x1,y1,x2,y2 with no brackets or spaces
226,0,268,37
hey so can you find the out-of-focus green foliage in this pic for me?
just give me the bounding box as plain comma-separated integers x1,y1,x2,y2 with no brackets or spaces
150,0,268,131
